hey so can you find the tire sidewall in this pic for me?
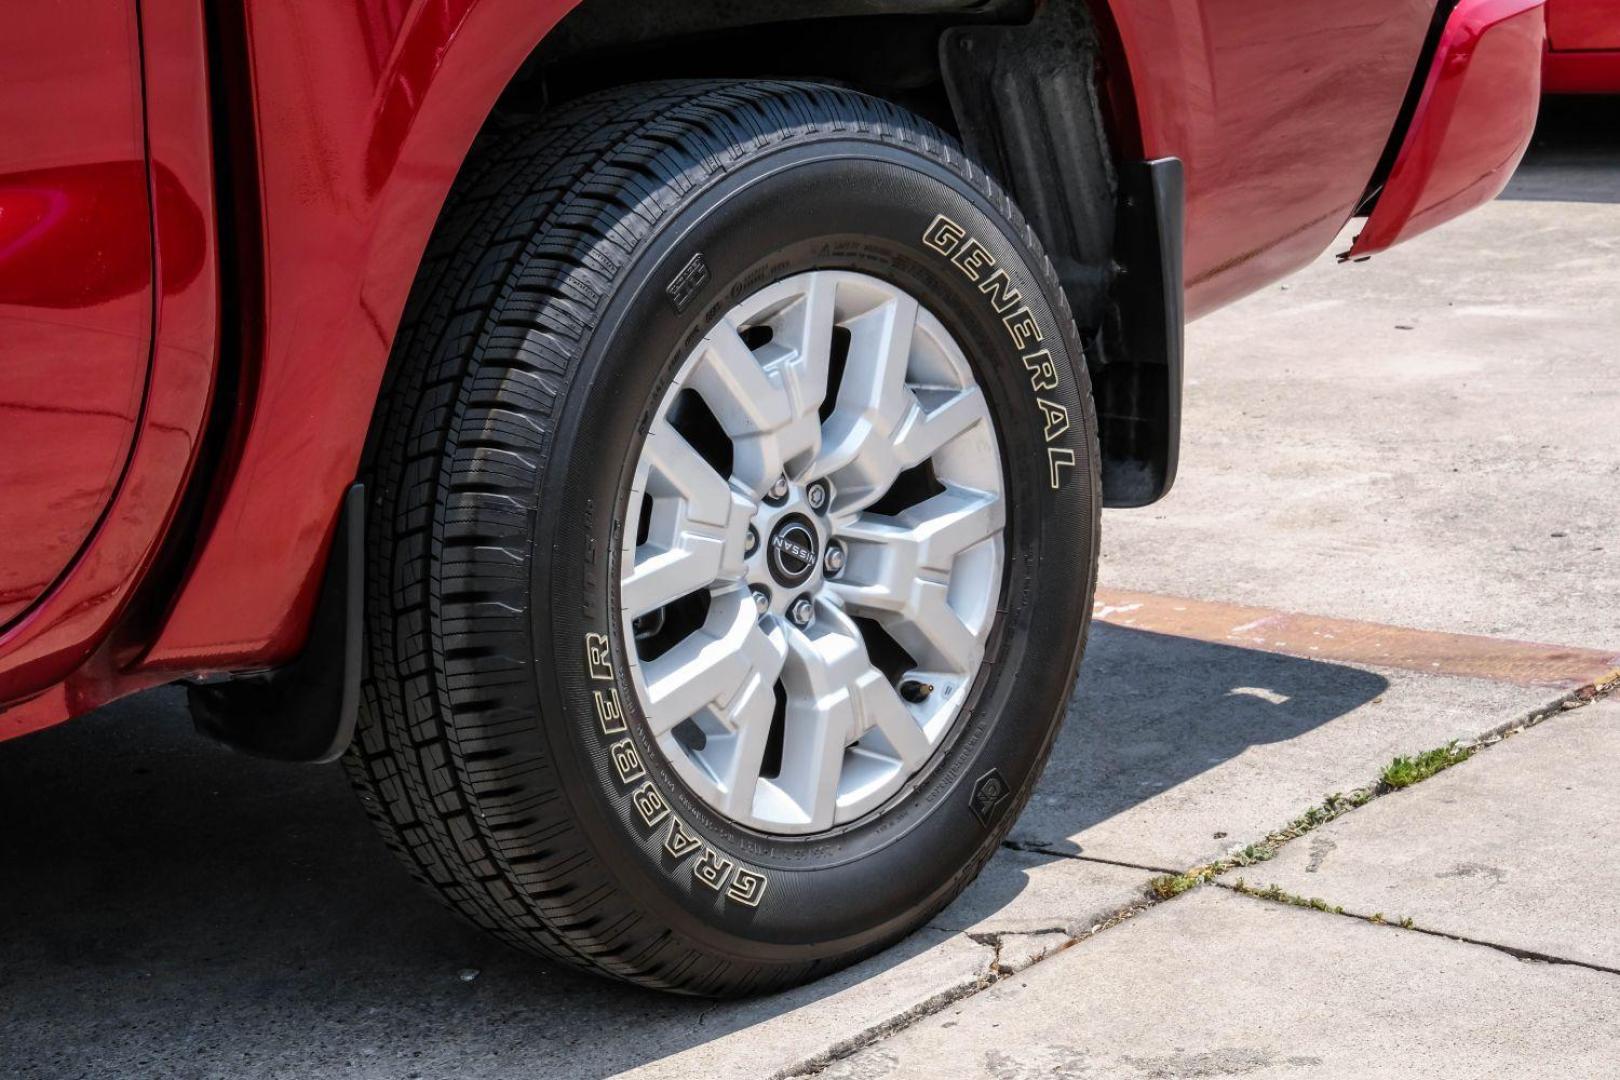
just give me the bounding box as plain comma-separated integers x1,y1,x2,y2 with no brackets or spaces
529,137,1098,961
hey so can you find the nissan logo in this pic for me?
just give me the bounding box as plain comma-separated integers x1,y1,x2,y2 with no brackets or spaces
766,516,818,587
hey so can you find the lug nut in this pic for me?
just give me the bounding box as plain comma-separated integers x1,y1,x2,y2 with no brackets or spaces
823,541,846,576
767,474,790,501
751,587,771,617
744,525,760,556
788,595,815,628
807,481,828,511
899,679,935,703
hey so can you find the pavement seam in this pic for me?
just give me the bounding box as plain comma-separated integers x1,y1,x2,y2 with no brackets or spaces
998,841,1180,875
787,672,1618,1076
1216,882,1620,978
771,965,1000,1079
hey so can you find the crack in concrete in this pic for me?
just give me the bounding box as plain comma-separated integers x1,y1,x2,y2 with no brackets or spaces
790,900,1163,1077
1148,676,1620,902
965,928,1074,976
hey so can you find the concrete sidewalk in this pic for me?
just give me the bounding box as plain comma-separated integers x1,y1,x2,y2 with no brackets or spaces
824,885,1620,1080
826,697,1620,1078
1,102,1616,1080
1259,697,1620,973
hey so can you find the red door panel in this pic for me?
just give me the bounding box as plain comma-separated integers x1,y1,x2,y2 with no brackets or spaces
0,5,152,627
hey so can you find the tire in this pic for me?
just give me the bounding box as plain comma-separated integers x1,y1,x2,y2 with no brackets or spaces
347,80,1100,996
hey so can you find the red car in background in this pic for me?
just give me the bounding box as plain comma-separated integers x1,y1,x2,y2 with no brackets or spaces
0,0,1546,995
1545,0,1620,92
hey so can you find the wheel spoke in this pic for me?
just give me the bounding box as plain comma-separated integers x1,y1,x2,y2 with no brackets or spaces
895,580,983,676
795,701,849,831
829,486,1004,676
849,291,919,421
857,668,931,769
815,293,918,508
621,547,720,621
778,270,839,422
690,317,823,497
622,420,754,619
640,590,787,736
772,602,932,826
892,386,991,468
719,677,778,818
816,604,929,768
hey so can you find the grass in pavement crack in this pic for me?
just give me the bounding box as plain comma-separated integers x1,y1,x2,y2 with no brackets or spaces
1135,679,1616,907
1380,740,1473,789
1224,879,1422,927
1368,912,1417,929
1229,879,1343,914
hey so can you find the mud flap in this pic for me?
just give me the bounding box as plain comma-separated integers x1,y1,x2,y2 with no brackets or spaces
1095,158,1184,508
188,483,364,763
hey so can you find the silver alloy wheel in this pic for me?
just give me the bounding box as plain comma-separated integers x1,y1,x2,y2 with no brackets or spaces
619,271,1005,834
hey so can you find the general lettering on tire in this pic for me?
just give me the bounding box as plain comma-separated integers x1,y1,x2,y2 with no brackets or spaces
921,213,1077,490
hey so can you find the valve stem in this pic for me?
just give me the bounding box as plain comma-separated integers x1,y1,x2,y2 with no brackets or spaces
899,679,935,703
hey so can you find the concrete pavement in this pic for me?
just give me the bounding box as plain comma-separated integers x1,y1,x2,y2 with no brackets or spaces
1,100,1616,1079
826,698,1620,1079
1101,153,1620,652
1258,697,1620,973
822,888,1620,1080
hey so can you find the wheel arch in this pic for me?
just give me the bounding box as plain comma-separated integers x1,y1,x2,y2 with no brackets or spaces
132,0,1164,719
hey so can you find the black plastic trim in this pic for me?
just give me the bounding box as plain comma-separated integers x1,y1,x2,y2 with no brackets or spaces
187,483,364,764
1095,158,1185,508
939,0,1116,326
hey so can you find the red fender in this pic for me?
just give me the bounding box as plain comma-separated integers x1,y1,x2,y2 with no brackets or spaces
139,1,580,673
1088,0,1436,316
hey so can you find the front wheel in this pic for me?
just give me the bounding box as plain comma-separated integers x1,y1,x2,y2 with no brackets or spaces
348,80,1100,996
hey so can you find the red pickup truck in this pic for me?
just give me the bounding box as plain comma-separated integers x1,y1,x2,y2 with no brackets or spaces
0,1,1544,995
